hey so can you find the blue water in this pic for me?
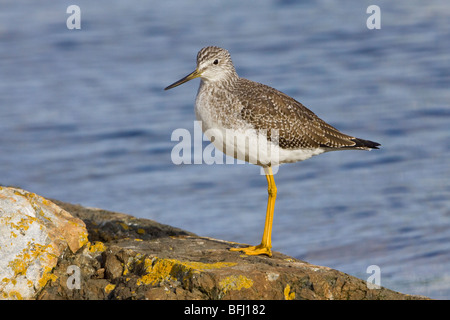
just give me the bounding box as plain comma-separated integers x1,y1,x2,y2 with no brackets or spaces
1,0,449,299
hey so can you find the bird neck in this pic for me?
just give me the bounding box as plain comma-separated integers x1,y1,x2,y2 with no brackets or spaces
200,74,239,93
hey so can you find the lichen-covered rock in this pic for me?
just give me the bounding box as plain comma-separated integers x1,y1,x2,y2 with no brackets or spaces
0,188,428,300
0,187,88,300
42,200,428,300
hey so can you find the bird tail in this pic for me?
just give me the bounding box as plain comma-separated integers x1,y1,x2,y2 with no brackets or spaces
350,138,381,150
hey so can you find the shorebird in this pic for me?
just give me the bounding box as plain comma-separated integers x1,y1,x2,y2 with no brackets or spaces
165,46,380,257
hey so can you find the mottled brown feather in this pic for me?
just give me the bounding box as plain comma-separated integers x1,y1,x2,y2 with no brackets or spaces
235,78,377,150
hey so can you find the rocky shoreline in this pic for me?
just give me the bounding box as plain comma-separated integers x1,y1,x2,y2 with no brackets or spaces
0,186,428,300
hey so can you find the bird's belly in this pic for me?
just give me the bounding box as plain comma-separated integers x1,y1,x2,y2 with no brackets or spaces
198,123,326,166
276,147,326,164
203,127,274,165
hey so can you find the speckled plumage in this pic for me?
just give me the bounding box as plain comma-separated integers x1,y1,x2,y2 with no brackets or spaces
164,46,381,257
166,46,380,166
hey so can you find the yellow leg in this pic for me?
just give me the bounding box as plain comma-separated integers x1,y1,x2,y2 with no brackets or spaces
230,166,277,257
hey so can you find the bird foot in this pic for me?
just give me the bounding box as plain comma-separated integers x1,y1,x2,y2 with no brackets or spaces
230,243,272,257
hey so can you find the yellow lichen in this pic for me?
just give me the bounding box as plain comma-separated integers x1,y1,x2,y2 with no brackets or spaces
137,258,176,286
6,240,59,297
37,266,58,288
284,284,295,300
4,216,38,241
135,257,237,286
119,223,129,230
104,284,116,294
8,254,29,276
77,232,89,251
219,275,253,294
88,241,106,254
179,261,237,271
7,291,23,300
137,228,145,234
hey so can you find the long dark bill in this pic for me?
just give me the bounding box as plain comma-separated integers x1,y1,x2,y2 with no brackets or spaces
164,69,201,90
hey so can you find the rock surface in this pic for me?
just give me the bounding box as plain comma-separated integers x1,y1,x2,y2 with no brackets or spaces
0,187,88,300
0,187,427,300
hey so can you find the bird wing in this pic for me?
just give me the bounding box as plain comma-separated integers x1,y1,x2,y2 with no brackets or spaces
236,78,358,150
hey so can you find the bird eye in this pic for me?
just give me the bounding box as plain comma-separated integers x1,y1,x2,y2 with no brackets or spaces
213,59,219,65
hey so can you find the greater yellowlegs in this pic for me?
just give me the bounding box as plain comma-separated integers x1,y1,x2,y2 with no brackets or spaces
165,46,380,257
